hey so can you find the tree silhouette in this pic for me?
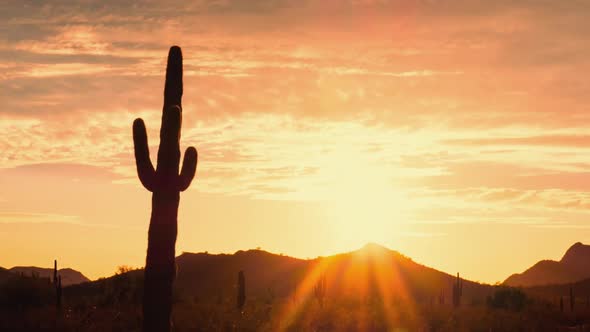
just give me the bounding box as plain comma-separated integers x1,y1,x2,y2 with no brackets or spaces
133,46,198,332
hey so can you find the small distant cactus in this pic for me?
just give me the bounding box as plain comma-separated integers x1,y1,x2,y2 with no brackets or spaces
266,287,275,304
54,259,62,309
314,275,327,307
237,271,245,312
56,275,62,309
560,296,564,312
570,285,575,312
452,272,463,308
133,46,198,332
53,260,58,284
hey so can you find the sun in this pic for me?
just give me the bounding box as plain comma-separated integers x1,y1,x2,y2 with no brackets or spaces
324,173,410,252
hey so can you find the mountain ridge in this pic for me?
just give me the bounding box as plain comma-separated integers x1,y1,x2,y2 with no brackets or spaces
66,243,493,307
504,242,590,287
8,266,90,286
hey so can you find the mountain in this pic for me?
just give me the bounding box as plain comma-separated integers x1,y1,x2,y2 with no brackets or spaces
504,242,590,287
67,243,492,305
173,242,494,303
9,266,90,286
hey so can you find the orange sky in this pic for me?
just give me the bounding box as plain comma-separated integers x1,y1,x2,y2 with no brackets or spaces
2,1,590,283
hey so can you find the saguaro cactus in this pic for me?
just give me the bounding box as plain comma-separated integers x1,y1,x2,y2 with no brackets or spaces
237,271,245,312
53,259,58,284
570,286,575,312
452,272,463,308
560,296,564,312
133,46,198,332
56,275,62,309
54,259,62,309
314,275,327,307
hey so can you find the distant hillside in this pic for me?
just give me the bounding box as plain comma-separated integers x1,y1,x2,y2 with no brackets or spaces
172,243,494,304
525,276,590,301
68,243,493,305
504,242,590,287
9,266,89,286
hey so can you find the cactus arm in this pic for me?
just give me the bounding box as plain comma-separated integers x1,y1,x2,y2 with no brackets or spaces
178,146,197,191
133,118,156,192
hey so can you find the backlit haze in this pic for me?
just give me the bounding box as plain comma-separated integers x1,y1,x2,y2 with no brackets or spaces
2,1,590,284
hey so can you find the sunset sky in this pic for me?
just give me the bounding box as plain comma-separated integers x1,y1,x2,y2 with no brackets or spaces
2,0,590,284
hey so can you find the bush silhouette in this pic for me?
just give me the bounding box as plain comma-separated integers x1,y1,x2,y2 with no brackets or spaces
486,286,527,312
0,274,53,310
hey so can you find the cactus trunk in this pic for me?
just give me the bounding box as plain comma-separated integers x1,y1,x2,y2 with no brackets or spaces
142,195,179,332
133,46,198,332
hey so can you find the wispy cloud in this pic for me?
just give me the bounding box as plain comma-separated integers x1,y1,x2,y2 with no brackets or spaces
0,212,80,224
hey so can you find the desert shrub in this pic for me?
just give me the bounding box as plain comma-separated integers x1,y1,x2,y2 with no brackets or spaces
0,275,53,310
486,286,527,312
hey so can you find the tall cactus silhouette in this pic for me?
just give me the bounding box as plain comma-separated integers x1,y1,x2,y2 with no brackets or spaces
133,46,198,332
